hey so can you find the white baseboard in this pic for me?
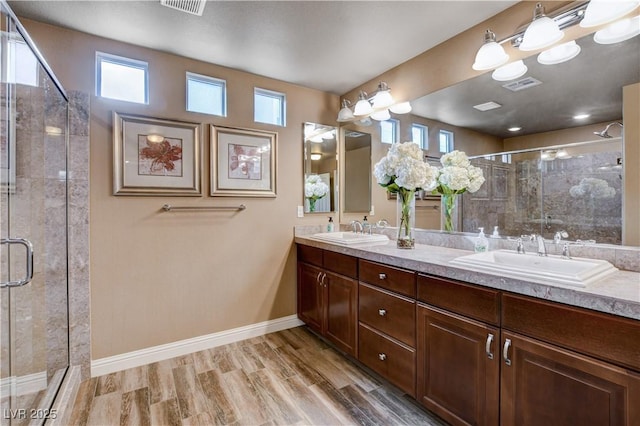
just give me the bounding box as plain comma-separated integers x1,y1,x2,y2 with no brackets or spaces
91,314,304,377
0,371,47,396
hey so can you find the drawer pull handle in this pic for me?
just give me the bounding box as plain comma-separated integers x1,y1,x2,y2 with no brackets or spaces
485,333,494,360
503,338,512,366
378,353,387,361
321,273,327,287
316,272,322,285
378,273,387,280
378,309,387,317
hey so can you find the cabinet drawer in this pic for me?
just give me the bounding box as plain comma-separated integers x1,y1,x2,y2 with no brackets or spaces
359,283,416,347
323,251,358,279
359,259,415,297
359,323,416,397
297,244,323,267
417,274,500,326
502,293,640,372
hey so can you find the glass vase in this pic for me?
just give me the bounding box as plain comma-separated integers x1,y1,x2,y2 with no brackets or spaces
396,189,416,249
308,198,316,212
441,193,458,232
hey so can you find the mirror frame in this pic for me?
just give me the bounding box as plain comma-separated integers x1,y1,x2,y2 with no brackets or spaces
302,122,338,215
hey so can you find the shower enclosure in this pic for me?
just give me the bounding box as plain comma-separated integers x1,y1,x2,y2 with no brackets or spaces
1,2,70,424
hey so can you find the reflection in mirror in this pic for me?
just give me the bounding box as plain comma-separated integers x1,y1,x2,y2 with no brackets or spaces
464,139,622,244
343,129,371,213
303,123,337,213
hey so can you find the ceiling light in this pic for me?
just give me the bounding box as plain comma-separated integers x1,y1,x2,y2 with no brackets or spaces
472,29,509,71
147,134,164,143
310,153,322,161
309,134,324,143
556,149,569,158
389,101,412,114
473,101,502,111
321,130,335,140
537,40,581,65
370,109,391,121
353,91,373,116
371,82,394,109
508,127,522,132
45,126,63,135
594,16,640,44
580,0,640,28
492,60,528,81
519,3,564,51
337,100,355,122
573,113,590,120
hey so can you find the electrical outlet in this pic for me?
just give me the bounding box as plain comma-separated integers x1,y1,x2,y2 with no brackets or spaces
297,205,304,217
370,205,375,216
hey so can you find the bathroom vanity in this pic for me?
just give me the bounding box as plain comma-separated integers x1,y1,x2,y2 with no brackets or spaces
295,236,640,426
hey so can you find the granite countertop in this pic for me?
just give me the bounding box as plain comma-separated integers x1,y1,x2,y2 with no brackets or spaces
295,236,640,321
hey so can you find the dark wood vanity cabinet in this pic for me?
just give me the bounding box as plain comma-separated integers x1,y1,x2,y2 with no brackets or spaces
297,245,358,356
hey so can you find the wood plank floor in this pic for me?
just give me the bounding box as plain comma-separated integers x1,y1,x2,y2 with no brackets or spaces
69,326,447,426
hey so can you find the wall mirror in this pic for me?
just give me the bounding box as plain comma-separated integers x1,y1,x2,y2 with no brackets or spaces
343,128,371,213
402,30,639,245
303,122,337,214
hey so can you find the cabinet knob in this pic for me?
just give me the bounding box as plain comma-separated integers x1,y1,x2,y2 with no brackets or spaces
378,309,387,317
378,353,387,361
378,273,387,280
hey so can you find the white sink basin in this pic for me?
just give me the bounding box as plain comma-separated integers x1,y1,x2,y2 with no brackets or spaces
310,232,389,245
450,250,618,287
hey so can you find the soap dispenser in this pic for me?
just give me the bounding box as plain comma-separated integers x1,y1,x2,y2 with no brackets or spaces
327,217,335,232
491,226,500,239
474,227,489,253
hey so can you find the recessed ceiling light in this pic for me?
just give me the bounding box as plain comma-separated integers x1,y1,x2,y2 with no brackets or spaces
508,127,522,132
573,113,590,120
473,101,502,111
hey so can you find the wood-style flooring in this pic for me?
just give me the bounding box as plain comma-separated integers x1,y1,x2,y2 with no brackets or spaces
69,326,447,425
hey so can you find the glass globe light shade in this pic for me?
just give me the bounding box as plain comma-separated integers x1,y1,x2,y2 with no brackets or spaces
472,30,509,70
492,60,528,81
594,16,640,44
580,0,640,27
370,109,391,121
519,4,564,51
537,40,581,65
389,102,412,114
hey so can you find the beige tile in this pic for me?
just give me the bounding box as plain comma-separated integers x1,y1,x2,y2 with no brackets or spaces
222,369,270,425
121,365,148,393
149,398,182,426
69,378,97,426
120,387,151,426
248,369,305,424
95,372,122,396
197,369,237,425
86,392,122,426
173,364,208,419
148,360,177,404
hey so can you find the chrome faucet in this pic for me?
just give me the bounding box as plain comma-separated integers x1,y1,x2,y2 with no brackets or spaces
351,220,363,234
554,230,568,245
535,234,547,257
516,238,526,254
561,242,571,259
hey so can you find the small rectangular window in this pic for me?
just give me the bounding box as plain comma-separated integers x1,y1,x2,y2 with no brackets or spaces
380,119,399,144
186,72,226,116
411,124,428,149
96,52,148,104
439,130,454,153
7,40,39,87
254,88,286,126
501,154,512,164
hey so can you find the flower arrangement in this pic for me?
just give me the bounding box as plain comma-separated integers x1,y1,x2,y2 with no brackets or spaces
374,142,438,248
432,150,485,231
304,174,329,212
569,177,615,199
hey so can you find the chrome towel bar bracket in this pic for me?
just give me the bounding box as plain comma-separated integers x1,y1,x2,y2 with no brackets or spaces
162,204,246,212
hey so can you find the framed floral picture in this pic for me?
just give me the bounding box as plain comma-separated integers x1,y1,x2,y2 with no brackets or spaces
113,112,202,196
210,125,277,197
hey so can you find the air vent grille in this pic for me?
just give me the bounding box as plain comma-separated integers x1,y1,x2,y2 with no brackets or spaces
502,77,542,92
160,0,206,16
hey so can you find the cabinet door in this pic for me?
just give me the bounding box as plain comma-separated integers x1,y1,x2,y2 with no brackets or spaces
297,262,323,334
325,270,357,356
417,304,500,426
500,331,640,426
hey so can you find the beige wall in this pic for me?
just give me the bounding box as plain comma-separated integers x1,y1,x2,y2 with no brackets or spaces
21,19,339,359
623,83,640,246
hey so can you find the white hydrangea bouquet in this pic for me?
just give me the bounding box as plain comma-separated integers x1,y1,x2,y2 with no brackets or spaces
374,142,438,248
569,177,615,199
433,150,485,231
304,174,329,212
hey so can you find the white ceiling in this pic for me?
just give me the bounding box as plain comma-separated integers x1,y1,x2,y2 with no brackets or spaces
7,0,518,95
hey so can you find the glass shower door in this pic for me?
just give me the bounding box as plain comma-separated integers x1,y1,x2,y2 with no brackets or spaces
1,5,69,425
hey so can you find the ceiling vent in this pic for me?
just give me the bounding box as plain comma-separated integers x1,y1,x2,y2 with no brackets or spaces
502,77,542,92
160,0,206,16
473,101,502,112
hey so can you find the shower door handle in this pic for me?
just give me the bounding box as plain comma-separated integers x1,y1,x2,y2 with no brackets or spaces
1,238,34,288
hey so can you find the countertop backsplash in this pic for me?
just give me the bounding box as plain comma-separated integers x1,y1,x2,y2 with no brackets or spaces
294,225,640,272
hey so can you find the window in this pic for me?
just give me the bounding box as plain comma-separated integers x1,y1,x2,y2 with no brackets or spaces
96,52,148,104
411,124,428,149
501,153,512,164
186,72,226,116
254,88,285,126
439,130,454,153
380,119,399,144
6,40,38,87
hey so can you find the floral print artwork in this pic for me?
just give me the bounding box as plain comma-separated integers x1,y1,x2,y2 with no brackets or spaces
138,135,183,177
228,144,262,180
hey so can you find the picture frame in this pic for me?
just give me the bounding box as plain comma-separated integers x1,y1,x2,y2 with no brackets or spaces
113,112,202,196
210,125,277,197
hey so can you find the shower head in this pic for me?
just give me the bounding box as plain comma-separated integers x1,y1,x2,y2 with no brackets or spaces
594,122,623,138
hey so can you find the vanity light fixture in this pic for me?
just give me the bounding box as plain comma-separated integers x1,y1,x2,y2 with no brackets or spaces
45,126,63,135
519,3,564,51
146,134,164,143
491,60,528,81
594,16,640,44
472,29,509,71
337,82,412,123
310,153,322,161
580,0,640,28
538,40,581,65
